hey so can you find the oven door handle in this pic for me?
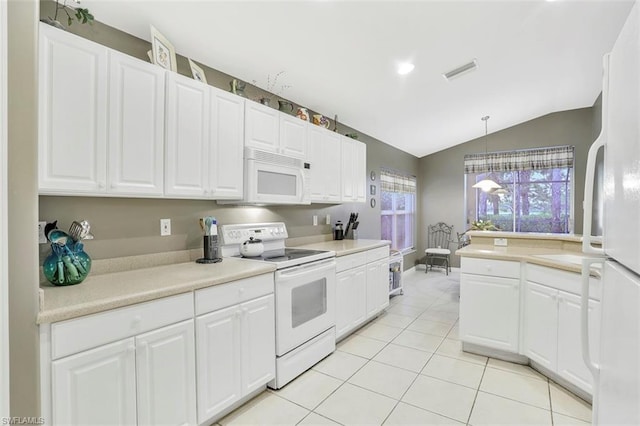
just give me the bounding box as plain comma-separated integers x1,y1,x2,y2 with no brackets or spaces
276,259,336,278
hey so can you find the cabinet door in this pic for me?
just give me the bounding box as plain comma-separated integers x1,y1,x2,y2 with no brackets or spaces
336,266,367,340
39,23,108,194
524,282,558,370
324,132,343,202
460,273,520,352
195,305,242,423
310,127,342,203
353,140,367,202
341,137,356,201
108,51,165,196
366,258,390,318
209,87,244,199
557,292,601,394
244,100,279,153
308,126,326,201
52,338,136,426
136,320,197,426
165,73,210,198
241,294,276,394
279,113,307,158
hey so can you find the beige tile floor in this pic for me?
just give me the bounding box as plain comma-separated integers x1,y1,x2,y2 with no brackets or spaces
220,268,592,426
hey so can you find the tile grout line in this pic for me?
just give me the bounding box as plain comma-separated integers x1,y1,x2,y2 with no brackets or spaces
549,378,555,426
465,358,489,425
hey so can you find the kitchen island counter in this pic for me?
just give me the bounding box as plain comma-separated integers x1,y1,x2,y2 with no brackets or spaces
291,239,391,257
38,257,276,324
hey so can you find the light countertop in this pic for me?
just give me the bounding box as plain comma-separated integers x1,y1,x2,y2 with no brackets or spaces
38,258,276,324
291,239,391,256
456,244,601,276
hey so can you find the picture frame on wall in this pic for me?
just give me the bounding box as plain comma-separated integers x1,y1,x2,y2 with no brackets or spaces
150,25,177,72
188,58,207,84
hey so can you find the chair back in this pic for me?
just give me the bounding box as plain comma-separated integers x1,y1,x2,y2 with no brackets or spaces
427,222,453,249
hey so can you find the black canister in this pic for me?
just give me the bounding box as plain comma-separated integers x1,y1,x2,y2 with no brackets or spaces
334,221,344,240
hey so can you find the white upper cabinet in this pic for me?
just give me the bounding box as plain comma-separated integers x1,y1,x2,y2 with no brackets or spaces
341,137,367,203
244,100,279,153
165,72,210,198
209,86,245,199
279,113,307,159
39,23,108,194
108,50,165,196
308,126,341,203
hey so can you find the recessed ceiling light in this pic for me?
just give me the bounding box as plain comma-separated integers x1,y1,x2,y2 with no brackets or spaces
397,62,415,75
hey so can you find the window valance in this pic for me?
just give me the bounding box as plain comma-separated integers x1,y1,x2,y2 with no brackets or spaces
464,145,575,174
380,169,416,194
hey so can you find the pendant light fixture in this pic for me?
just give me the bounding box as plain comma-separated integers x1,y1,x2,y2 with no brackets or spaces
472,115,502,192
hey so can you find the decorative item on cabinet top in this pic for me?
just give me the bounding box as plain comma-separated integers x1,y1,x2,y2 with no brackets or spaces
150,25,177,72
188,58,207,84
42,0,94,29
42,220,93,286
313,114,330,129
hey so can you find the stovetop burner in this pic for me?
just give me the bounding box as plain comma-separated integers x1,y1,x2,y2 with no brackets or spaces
233,248,329,263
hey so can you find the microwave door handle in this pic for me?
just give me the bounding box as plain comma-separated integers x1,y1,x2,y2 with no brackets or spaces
300,170,307,203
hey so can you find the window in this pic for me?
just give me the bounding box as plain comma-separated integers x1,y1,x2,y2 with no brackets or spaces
464,146,574,233
380,169,416,251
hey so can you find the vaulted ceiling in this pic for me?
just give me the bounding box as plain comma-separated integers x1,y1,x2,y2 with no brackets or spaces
81,0,634,157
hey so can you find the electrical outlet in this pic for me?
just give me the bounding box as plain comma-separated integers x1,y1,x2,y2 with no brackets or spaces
313,215,318,226
494,238,508,247
160,218,171,236
38,221,47,244
326,214,331,225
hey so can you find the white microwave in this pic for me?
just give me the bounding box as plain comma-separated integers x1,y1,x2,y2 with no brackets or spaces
244,147,311,205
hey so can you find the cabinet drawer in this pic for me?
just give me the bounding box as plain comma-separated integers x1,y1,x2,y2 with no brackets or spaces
527,264,602,301
366,246,390,263
195,273,273,315
461,257,520,279
51,293,193,360
336,252,367,273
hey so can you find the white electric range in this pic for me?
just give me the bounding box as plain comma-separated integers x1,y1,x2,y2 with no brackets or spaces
219,223,336,389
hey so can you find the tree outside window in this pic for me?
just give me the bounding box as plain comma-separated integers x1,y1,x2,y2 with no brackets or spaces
464,146,574,234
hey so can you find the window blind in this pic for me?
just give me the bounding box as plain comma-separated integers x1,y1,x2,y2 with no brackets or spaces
464,145,575,174
380,169,416,194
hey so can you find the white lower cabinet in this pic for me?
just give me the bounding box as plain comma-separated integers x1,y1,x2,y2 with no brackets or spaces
194,277,275,425
460,272,520,352
336,265,367,339
557,291,601,394
136,320,197,426
52,319,197,426
366,258,390,317
523,282,559,370
336,247,390,340
52,338,137,426
523,265,601,395
44,275,276,426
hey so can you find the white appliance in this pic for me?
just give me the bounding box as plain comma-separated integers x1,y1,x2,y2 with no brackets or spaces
219,223,336,389
243,147,311,205
582,2,640,424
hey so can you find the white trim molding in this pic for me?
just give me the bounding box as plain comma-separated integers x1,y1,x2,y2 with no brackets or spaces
0,0,9,418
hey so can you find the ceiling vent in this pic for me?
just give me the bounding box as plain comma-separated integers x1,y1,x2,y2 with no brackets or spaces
443,59,478,81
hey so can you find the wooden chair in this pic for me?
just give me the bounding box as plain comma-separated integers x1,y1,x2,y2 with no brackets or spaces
425,222,454,275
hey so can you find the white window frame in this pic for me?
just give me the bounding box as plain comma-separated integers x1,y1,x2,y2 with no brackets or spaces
380,174,416,253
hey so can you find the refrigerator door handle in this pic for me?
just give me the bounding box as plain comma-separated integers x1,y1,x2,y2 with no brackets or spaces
581,257,603,381
582,54,609,256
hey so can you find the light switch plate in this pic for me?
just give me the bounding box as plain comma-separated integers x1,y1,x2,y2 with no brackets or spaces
494,238,508,247
326,214,331,225
160,218,171,236
38,221,47,244
313,215,318,226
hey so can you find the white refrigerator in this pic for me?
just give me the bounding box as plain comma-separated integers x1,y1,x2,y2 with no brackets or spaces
582,1,640,424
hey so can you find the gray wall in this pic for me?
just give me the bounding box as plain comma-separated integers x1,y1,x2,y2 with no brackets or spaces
417,108,596,268
37,1,420,268
8,0,40,417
